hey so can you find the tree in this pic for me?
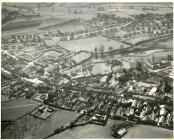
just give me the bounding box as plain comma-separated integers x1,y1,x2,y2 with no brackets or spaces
94,47,98,58
108,46,113,57
52,7,55,12
136,61,142,72
74,9,77,14
68,8,71,13
167,55,172,61
120,45,124,49
37,67,45,76
100,45,104,56
79,9,82,13
118,73,131,84
116,35,121,40
120,45,124,56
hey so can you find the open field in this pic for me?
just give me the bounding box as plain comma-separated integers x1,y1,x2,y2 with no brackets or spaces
122,49,172,64
140,36,173,50
71,51,91,64
144,8,172,14
158,38,173,48
128,49,170,57
39,19,79,30
42,50,62,58
2,18,41,31
55,22,85,33
2,16,80,33
91,62,111,75
39,10,96,20
105,9,146,17
1,95,16,102
58,36,130,52
1,98,41,121
125,35,151,45
49,119,121,139
39,18,71,28
49,119,173,139
2,109,78,139
123,124,173,138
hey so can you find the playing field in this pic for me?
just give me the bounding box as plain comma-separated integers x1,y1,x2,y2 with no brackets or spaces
58,36,130,52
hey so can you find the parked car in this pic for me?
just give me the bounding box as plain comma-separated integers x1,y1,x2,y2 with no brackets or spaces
111,122,133,138
111,127,127,138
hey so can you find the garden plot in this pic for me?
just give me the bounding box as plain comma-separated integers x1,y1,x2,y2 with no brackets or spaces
34,50,63,68
15,47,44,61
35,56,58,68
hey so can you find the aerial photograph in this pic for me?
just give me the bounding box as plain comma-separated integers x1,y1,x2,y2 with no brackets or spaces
1,2,173,139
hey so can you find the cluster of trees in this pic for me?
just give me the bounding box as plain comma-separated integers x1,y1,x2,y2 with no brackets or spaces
2,8,18,25
97,13,115,20
118,61,149,83
94,44,128,59
94,45,105,58
68,8,83,14
97,7,105,11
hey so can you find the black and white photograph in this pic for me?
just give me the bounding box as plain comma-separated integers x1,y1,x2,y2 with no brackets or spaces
1,1,173,139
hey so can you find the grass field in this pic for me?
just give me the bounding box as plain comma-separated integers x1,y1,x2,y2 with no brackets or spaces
123,124,173,138
132,36,173,52
1,98,41,121
122,49,172,64
59,36,130,52
39,18,71,28
2,18,41,31
42,50,62,58
71,51,91,64
91,62,111,74
49,119,173,139
125,35,151,45
56,23,85,33
158,38,173,48
2,109,78,139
